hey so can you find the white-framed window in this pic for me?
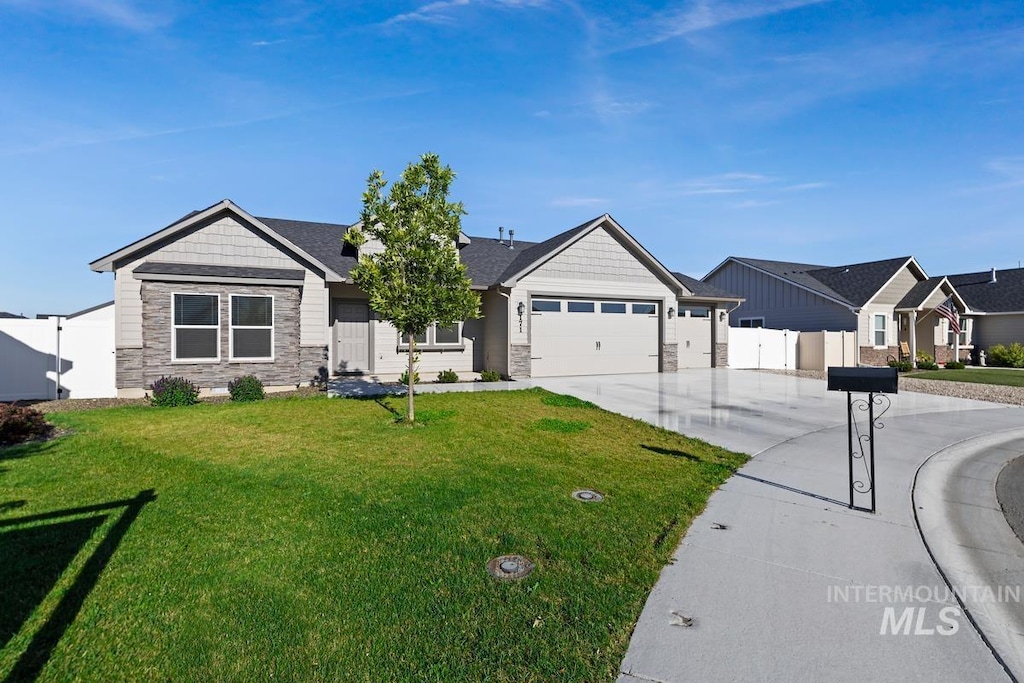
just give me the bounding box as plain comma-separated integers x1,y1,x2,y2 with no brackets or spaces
947,318,970,347
173,293,220,361
398,322,464,349
632,303,657,315
873,313,887,347
738,317,764,328
230,294,274,360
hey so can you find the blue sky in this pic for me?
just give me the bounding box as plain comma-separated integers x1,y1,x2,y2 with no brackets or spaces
1,0,1023,316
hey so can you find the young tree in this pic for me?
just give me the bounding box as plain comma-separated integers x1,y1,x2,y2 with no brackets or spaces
346,153,480,422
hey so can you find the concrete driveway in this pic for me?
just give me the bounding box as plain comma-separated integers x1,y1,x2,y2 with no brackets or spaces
527,370,1024,683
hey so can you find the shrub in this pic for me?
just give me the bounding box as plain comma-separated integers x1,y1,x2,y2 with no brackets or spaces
437,369,459,384
149,376,200,407
399,370,420,385
917,360,939,370
0,404,52,446
229,375,265,402
988,343,1024,368
887,359,913,373
479,370,502,382
944,360,965,370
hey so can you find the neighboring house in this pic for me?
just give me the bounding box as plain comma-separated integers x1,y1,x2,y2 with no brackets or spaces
0,311,26,319
703,256,970,365
947,267,1024,356
90,199,741,396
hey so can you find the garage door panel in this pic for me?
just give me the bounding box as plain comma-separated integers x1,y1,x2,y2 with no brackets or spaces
530,298,659,377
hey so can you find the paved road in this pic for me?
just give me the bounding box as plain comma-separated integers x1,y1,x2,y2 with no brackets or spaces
524,370,1024,683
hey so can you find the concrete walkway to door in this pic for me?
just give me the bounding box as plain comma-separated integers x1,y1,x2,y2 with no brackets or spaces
524,370,1024,683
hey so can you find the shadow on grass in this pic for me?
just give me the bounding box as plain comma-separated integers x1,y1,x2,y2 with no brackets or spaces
641,444,700,462
0,490,156,683
0,439,62,464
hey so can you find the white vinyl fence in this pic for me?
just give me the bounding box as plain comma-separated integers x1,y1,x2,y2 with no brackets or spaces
0,304,115,401
728,328,857,371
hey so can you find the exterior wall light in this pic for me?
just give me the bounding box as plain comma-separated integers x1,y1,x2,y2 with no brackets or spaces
667,307,676,319
517,301,526,332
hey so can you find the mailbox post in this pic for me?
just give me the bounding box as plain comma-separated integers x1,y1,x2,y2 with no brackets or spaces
826,367,898,513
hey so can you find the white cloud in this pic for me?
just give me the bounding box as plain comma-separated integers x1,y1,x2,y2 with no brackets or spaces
384,0,547,26
0,0,172,31
616,0,830,51
961,157,1024,193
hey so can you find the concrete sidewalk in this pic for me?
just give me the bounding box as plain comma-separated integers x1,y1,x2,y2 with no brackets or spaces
521,371,1023,683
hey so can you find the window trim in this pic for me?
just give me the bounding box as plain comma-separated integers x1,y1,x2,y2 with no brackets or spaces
229,294,275,362
873,313,887,348
600,302,627,314
172,292,221,363
567,301,595,313
738,317,764,328
397,322,465,351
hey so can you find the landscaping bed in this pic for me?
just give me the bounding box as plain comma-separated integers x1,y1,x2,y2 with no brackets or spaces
0,389,744,682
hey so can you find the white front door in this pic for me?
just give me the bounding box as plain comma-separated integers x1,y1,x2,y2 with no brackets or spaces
530,298,659,377
333,302,369,374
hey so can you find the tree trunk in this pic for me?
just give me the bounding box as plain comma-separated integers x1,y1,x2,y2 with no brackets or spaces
407,332,416,423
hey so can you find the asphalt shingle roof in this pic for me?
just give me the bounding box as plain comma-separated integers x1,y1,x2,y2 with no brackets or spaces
134,262,306,281
808,257,912,307
727,256,914,308
672,272,742,299
495,218,596,284
257,217,358,279
0,311,26,319
459,236,539,286
947,268,1024,313
896,277,947,309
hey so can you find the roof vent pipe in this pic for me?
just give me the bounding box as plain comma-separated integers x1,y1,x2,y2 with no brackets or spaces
991,267,998,284
508,229,515,249
498,226,504,244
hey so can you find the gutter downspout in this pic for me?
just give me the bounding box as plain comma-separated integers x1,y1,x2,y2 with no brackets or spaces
499,288,512,380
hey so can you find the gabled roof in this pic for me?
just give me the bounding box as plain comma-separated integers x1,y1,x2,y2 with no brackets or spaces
495,214,685,294
672,272,743,301
894,276,969,312
708,256,920,309
89,200,345,282
0,311,26,319
947,267,1024,313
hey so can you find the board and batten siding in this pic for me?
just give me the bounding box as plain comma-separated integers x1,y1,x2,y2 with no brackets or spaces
705,261,856,332
113,215,328,350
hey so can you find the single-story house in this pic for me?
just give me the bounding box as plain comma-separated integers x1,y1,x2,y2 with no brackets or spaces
946,267,1024,356
702,256,971,365
90,199,741,396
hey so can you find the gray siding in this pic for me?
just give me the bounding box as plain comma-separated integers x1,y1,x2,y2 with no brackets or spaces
706,261,857,331
975,315,1024,350
530,227,665,285
113,214,328,352
481,290,509,377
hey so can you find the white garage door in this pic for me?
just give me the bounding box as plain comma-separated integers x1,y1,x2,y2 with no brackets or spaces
530,298,659,377
677,306,713,368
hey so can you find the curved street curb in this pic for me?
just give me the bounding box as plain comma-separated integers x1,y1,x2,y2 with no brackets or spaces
912,428,1024,683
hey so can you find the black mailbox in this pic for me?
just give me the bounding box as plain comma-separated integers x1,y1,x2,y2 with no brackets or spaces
827,367,898,394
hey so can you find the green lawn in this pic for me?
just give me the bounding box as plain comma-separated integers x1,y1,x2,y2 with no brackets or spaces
907,367,1024,387
0,389,745,682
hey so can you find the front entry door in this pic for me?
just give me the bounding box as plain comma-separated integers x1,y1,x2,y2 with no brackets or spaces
333,302,369,375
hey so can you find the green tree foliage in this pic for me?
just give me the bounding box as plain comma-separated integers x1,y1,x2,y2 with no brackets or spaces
346,153,479,421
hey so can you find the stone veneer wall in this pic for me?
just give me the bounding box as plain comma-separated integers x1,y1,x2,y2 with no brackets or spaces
662,343,678,372
859,346,897,367
715,343,728,368
934,346,969,364
510,344,531,378
116,347,143,389
137,281,314,389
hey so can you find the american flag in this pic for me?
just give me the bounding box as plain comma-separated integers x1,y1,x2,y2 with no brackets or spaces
935,296,960,335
